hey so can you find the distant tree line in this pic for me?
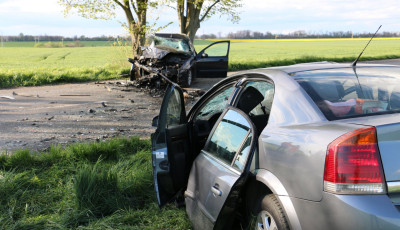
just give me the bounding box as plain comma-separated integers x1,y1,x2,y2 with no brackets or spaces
196,30,400,39
3,30,400,42
1,33,127,42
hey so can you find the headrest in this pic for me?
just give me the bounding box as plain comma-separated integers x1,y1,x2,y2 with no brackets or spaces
237,86,264,114
390,91,400,109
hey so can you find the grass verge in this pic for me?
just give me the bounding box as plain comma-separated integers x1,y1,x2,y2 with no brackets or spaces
0,137,191,229
0,66,129,89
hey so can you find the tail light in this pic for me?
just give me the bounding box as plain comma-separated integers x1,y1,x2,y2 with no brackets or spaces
324,127,386,194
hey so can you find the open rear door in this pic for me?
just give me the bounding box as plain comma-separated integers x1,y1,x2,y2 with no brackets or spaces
194,41,230,78
151,84,190,207
185,107,257,229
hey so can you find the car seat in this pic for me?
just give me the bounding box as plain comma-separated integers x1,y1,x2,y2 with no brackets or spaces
237,86,268,134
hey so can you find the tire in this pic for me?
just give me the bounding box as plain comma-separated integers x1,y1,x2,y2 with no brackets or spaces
179,69,193,87
250,194,290,230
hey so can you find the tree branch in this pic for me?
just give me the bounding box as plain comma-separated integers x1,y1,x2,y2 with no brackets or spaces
130,0,138,14
199,0,220,22
113,0,125,9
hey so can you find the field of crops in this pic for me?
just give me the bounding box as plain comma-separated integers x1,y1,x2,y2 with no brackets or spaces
1,38,399,88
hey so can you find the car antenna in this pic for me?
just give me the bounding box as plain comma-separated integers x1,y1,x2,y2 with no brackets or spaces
352,25,382,67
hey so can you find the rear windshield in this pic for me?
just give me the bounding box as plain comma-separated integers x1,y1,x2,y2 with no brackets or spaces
293,67,400,120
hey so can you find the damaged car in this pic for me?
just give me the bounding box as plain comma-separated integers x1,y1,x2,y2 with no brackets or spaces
151,62,400,229
129,33,230,87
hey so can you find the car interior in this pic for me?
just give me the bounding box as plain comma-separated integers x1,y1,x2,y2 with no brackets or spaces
190,79,274,158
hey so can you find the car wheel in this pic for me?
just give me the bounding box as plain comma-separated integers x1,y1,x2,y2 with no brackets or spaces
179,69,193,87
186,69,193,86
251,194,289,230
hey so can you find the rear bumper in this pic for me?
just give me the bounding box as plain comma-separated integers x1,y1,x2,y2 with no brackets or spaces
291,192,400,230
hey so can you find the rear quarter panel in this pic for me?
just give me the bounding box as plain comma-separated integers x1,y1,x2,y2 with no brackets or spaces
259,122,363,201
256,70,366,201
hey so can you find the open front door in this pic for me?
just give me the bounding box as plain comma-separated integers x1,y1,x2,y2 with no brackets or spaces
151,84,190,207
194,41,230,78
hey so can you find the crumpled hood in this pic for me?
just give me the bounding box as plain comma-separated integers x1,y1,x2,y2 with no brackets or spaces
141,46,170,59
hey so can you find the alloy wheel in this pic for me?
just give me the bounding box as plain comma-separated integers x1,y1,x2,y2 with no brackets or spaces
256,210,278,230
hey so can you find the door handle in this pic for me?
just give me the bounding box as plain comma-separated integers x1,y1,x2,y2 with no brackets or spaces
211,185,222,196
218,59,224,62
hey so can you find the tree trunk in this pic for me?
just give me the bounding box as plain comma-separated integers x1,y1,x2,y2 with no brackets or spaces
119,0,147,56
177,1,203,42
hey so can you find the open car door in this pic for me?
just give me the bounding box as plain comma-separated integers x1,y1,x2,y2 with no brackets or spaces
185,107,257,229
194,41,230,78
151,83,190,207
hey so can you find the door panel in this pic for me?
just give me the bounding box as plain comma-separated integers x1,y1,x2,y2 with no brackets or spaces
152,84,189,207
185,108,257,228
195,41,230,78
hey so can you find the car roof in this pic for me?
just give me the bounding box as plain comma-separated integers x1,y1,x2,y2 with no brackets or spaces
261,62,399,75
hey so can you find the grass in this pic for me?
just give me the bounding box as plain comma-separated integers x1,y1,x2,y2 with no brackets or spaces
0,137,191,229
0,45,132,88
1,38,399,88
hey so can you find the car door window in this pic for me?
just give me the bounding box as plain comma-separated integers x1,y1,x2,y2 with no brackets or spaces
166,88,184,127
202,42,229,57
204,109,252,167
235,81,274,134
233,132,252,171
243,81,275,115
195,85,234,121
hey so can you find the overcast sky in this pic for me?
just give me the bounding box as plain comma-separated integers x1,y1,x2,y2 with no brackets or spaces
0,0,399,37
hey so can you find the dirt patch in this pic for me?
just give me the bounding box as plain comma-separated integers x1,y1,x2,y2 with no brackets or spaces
0,78,222,153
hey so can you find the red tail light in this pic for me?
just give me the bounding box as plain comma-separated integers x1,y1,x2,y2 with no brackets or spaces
324,127,386,194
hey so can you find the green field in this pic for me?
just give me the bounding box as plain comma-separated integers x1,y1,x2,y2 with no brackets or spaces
1,38,399,88
0,137,191,229
2,41,113,47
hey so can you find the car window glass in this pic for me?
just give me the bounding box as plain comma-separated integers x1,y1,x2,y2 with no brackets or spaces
244,82,275,115
204,110,251,166
203,42,229,57
233,132,252,171
294,67,400,120
152,36,191,53
195,85,234,121
166,88,183,126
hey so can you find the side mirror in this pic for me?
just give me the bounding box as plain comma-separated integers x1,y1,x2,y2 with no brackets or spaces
152,115,159,127
201,53,208,58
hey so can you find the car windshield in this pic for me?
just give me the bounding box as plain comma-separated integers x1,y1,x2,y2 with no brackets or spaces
293,67,400,120
151,36,191,53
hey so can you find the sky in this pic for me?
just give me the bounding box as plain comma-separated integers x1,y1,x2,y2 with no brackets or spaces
0,0,399,37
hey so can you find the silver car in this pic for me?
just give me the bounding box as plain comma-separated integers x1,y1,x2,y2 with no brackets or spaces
151,62,400,230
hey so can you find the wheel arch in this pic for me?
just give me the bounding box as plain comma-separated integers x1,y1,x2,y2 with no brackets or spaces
254,169,302,230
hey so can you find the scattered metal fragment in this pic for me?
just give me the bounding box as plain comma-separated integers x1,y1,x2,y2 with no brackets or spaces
60,95,91,96
0,96,15,100
41,137,55,142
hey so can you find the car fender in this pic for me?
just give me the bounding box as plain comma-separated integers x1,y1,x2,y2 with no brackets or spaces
256,169,302,230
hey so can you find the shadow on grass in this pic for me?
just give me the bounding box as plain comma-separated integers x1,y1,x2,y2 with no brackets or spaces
0,137,191,229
